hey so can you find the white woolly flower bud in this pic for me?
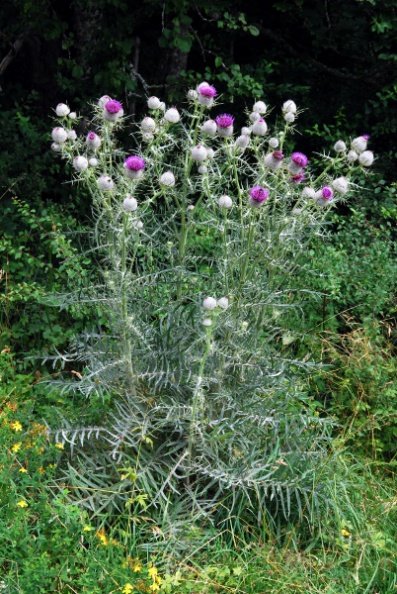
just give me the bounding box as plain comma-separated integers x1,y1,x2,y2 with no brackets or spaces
284,112,295,123
141,117,156,133
287,161,302,174
203,296,217,310
268,137,279,148
253,101,267,114
164,108,180,123
98,95,112,107
55,103,70,117
73,156,88,172
198,165,208,174
302,187,316,199
332,177,349,194
68,111,77,120
217,297,229,310
241,126,251,136
217,124,234,137
191,145,208,162
160,171,176,187
201,120,217,135
125,168,144,180
89,157,98,166
206,148,215,159
86,132,101,149
314,186,334,206
347,150,358,163
97,175,114,191
358,150,374,167
351,136,369,153
51,127,68,144
235,135,250,151
334,140,347,152
187,204,195,211
252,118,268,136
147,96,161,109
142,133,154,142
67,130,77,141
187,89,198,101
264,151,284,170
249,111,260,123
134,220,144,230
159,102,166,111
282,100,297,114
202,318,212,327
51,142,62,152
218,195,233,208
123,195,138,211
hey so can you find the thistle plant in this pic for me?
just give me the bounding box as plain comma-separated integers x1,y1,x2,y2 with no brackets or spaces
48,92,374,534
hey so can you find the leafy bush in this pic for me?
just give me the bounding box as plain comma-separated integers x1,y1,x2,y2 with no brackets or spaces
0,195,105,369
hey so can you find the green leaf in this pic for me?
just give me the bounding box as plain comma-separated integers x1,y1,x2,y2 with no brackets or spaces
174,37,192,53
71,64,84,79
248,25,260,36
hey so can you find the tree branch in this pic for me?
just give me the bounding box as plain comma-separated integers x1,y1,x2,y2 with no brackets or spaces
0,34,26,78
259,26,379,86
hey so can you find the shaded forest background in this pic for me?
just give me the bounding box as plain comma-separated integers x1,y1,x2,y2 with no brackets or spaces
1,0,397,366
1,0,397,202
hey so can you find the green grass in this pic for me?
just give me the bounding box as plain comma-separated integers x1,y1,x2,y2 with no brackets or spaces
1,347,396,593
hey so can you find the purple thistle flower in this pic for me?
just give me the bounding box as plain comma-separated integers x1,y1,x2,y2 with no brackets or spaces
125,156,146,171
291,152,308,167
105,99,123,114
290,172,306,184
362,134,370,140
322,185,333,200
88,132,96,140
249,186,269,203
199,84,217,98
273,150,284,161
216,114,235,128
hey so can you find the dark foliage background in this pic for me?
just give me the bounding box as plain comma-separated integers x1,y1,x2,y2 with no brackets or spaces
1,1,396,457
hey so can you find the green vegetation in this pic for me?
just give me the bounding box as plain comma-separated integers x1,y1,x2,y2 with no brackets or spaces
1,1,397,591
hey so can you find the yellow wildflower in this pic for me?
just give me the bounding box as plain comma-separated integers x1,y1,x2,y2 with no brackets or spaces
10,421,22,432
12,442,22,453
148,565,162,591
55,442,64,450
83,525,93,532
148,566,158,581
39,467,45,475
341,529,351,537
16,500,28,508
18,468,28,473
122,584,134,594
122,557,142,572
29,422,48,436
95,528,108,546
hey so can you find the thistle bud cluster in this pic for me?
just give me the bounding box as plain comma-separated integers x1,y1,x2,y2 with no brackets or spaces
50,85,376,334
202,296,229,326
333,134,374,167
